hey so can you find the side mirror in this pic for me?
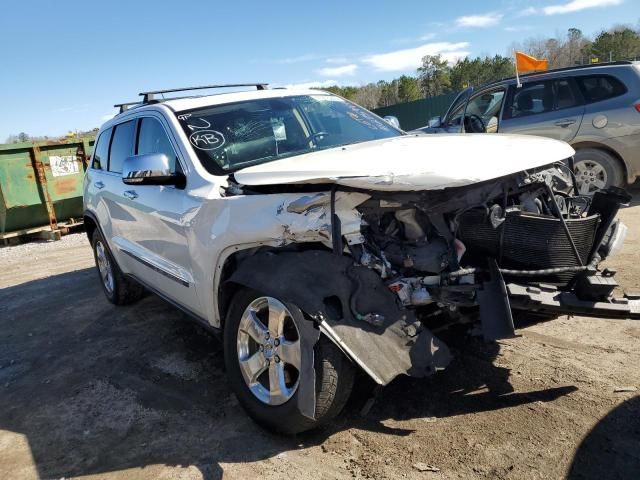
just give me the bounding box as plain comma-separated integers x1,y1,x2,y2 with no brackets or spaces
122,153,185,188
383,115,401,129
428,116,442,128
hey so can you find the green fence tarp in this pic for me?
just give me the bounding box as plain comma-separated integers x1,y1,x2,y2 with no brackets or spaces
373,92,460,131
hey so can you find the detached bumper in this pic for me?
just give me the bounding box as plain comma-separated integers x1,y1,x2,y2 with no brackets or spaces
508,282,640,319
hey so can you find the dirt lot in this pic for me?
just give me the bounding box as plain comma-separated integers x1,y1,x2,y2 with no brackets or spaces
1,198,639,480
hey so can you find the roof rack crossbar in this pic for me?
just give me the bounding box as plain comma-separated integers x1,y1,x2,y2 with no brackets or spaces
139,83,269,103
114,101,144,114
488,60,636,87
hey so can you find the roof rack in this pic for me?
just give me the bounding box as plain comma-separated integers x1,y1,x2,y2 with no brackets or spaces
138,83,269,103
114,101,144,114
487,60,636,88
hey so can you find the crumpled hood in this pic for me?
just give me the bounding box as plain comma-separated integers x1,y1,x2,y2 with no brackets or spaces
233,134,575,191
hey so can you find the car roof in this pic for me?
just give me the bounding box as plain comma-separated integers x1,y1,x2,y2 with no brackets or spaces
482,60,639,90
114,88,330,118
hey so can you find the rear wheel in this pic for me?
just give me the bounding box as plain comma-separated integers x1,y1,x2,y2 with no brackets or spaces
224,288,354,434
91,229,144,305
573,148,624,195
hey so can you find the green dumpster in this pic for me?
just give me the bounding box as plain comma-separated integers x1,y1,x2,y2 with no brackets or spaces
0,138,94,240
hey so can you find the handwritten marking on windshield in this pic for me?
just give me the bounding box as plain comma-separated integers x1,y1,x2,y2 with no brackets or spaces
189,130,226,150
186,118,212,131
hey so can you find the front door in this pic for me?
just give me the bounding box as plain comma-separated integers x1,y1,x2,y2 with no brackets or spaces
110,115,201,316
499,78,585,142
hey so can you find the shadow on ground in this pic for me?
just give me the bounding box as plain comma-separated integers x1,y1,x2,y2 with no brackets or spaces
568,395,640,480
0,269,579,479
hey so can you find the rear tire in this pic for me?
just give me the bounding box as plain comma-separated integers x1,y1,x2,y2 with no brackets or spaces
91,229,144,305
224,288,354,435
573,148,624,195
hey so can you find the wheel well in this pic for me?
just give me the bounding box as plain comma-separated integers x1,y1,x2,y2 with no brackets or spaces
83,214,97,244
216,244,330,328
571,142,628,183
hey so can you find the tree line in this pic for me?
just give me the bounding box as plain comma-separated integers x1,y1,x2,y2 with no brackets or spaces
323,24,640,110
4,23,639,143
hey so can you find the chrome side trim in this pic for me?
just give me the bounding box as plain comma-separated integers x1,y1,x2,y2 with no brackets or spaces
121,249,190,287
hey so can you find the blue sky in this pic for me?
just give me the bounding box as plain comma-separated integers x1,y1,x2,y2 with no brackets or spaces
0,0,636,140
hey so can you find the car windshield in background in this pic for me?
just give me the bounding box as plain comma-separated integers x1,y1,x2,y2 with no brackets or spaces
176,94,400,174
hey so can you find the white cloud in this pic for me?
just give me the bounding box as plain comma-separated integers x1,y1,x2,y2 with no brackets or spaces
420,33,436,41
281,79,339,89
325,57,349,64
363,42,470,72
278,54,321,64
456,13,503,28
543,0,623,15
516,7,539,16
316,64,358,77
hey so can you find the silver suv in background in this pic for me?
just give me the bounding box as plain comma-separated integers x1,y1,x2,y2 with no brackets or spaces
416,61,640,195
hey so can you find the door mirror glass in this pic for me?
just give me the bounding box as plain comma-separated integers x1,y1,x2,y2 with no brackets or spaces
428,116,442,128
383,115,401,129
122,153,185,188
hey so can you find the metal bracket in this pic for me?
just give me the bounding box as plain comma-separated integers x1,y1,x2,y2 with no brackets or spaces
29,145,58,233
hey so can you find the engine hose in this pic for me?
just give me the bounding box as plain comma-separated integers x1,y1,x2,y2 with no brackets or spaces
497,265,588,276
443,263,594,279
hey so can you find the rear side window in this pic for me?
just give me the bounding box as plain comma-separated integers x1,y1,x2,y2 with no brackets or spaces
505,79,581,119
576,75,627,103
108,120,136,173
553,79,580,110
92,128,112,170
137,117,177,172
506,81,553,119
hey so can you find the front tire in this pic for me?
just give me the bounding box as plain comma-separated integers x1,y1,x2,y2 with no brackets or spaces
91,229,144,305
224,288,354,435
573,148,624,195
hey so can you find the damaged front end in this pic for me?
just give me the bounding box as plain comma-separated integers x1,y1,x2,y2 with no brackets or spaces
354,165,637,344
225,161,637,396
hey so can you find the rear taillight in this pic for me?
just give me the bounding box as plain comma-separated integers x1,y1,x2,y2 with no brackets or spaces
635,103,640,113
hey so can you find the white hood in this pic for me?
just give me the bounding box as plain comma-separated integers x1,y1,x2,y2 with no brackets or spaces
233,134,575,191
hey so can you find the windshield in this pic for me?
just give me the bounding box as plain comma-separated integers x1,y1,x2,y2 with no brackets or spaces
176,94,401,174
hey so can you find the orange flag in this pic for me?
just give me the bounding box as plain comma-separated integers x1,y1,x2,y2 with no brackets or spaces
515,51,548,73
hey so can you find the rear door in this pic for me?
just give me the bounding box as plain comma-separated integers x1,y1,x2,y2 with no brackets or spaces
85,126,117,245
499,78,585,142
109,114,201,314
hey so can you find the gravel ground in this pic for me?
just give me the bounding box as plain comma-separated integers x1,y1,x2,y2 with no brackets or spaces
0,203,638,480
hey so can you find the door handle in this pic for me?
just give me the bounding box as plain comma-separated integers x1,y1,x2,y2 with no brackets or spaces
123,190,138,200
554,119,576,127
94,181,105,189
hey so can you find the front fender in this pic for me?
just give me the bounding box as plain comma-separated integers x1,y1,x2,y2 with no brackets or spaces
228,250,451,386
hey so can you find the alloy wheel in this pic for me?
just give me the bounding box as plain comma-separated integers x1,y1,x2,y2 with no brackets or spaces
236,296,302,405
574,160,607,195
95,240,114,295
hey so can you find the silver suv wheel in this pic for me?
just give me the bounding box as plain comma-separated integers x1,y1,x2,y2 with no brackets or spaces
236,296,301,406
574,159,607,195
95,240,114,295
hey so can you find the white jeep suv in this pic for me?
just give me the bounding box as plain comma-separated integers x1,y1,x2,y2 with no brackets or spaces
84,84,638,434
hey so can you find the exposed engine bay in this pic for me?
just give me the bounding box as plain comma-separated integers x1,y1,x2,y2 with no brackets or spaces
350,163,634,337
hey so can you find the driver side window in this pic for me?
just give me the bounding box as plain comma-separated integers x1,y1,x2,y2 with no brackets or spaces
137,117,179,173
463,89,505,133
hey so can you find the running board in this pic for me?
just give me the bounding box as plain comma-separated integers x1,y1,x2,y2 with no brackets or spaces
507,283,640,319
